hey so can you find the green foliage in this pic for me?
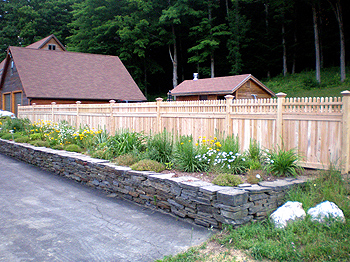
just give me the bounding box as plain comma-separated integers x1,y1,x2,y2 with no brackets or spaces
106,129,145,158
114,153,139,167
246,139,263,163
64,144,83,153
131,159,165,173
216,165,350,262
212,173,242,187
14,136,30,143
145,130,173,164
52,144,64,150
264,145,303,177
173,136,208,172
218,134,240,155
0,117,31,134
29,140,50,148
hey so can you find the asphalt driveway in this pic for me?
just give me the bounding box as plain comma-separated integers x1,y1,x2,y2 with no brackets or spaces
0,153,212,262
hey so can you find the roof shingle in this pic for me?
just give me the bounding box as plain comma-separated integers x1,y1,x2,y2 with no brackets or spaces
9,46,146,101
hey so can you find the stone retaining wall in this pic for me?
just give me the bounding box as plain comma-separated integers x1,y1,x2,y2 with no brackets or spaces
0,139,307,228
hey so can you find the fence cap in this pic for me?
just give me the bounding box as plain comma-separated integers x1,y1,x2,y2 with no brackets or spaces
276,92,287,98
156,97,163,102
109,100,116,103
76,101,82,104
341,90,350,96
224,95,234,100
51,102,56,105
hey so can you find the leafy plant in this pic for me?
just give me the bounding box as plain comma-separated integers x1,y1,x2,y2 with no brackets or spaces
212,173,242,187
264,145,303,177
131,159,165,173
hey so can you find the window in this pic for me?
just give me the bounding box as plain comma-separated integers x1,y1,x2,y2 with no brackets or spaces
4,93,11,112
14,92,22,116
48,44,56,50
199,95,208,100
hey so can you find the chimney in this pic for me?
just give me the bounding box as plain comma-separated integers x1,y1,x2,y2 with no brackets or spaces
193,73,199,80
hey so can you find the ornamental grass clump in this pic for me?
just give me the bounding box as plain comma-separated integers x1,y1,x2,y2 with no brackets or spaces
145,130,173,164
105,129,145,158
264,144,303,177
173,135,208,172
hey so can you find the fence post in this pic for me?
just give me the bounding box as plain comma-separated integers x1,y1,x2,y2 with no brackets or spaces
32,103,36,123
109,100,116,135
341,91,350,173
225,95,234,136
51,102,56,123
76,101,81,129
156,98,163,133
276,92,287,147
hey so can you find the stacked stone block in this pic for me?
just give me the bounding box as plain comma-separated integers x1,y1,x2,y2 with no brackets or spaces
0,139,307,228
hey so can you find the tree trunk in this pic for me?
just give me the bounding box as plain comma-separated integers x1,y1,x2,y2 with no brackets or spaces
312,4,321,83
327,0,346,82
282,24,287,76
169,24,178,89
209,3,214,78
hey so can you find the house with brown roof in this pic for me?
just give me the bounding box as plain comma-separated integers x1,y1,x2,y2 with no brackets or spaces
170,74,275,101
0,35,146,115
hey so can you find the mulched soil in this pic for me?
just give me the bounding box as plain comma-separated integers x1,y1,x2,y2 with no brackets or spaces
161,168,320,184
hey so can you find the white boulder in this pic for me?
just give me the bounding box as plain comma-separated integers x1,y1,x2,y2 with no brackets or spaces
270,201,306,229
307,201,345,223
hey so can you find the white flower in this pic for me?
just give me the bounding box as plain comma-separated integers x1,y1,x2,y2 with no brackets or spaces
235,153,241,156
242,158,246,161
256,174,261,179
271,160,274,163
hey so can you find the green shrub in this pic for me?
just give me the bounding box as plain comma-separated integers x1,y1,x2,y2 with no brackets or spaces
30,132,43,141
14,136,30,143
1,133,14,140
29,140,50,147
264,144,303,177
52,144,64,150
0,132,22,140
131,159,165,173
219,134,240,154
114,153,139,166
145,130,173,163
212,173,242,187
64,144,83,153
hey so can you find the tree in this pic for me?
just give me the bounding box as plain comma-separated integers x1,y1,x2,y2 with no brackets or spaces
326,0,346,82
188,0,229,78
226,0,250,75
159,0,198,88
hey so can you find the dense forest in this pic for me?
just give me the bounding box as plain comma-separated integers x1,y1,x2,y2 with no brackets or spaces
0,0,349,98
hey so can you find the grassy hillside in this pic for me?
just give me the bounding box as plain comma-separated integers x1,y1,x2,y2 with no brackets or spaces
263,67,350,98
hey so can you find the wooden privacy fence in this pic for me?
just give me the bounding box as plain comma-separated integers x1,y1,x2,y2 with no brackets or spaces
18,91,350,172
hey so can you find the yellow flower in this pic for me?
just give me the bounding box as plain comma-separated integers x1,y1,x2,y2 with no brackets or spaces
214,137,217,140
0,122,2,125
188,140,191,143
199,136,202,139
216,149,220,151
202,140,206,143
180,142,184,145
195,143,199,146
203,136,206,139
209,148,212,150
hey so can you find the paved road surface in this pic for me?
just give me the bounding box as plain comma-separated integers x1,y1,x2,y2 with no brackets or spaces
0,153,212,262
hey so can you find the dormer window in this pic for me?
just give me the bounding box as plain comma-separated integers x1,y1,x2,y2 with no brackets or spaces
48,44,56,50
10,60,16,75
